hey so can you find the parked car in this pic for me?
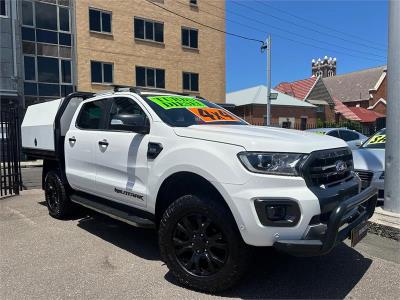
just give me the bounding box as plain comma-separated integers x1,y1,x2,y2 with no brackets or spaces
307,128,368,149
21,88,377,292
353,128,386,203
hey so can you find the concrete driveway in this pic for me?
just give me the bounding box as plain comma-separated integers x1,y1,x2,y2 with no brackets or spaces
1,190,399,299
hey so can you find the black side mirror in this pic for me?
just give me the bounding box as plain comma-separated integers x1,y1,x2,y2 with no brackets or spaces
110,114,150,134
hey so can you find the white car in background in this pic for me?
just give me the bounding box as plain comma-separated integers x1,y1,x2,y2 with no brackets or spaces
307,128,368,149
353,128,386,204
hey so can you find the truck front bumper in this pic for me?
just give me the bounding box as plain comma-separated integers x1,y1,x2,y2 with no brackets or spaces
273,186,377,256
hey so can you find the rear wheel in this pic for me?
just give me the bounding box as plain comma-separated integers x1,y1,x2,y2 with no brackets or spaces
159,194,248,292
44,171,73,219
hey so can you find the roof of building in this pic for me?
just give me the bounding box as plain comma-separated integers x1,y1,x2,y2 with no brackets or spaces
323,65,386,103
226,85,316,108
274,76,318,100
348,106,385,123
332,97,361,121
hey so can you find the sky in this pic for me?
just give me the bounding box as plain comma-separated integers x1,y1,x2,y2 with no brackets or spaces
225,0,388,92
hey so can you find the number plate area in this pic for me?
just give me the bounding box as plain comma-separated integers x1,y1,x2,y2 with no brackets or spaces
351,220,368,247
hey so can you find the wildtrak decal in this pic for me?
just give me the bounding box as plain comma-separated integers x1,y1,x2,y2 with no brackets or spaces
114,188,144,200
148,96,207,109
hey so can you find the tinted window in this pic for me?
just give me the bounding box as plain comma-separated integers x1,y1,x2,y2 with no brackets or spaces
61,60,71,83
0,0,6,16
77,101,106,130
134,18,144,39
89,9,101,31
108,97,146,130
136,67,146,86
146,68,155,86
182,28,198,48
102,12,111,32
22,27,35,41
59,33,71,46
339,130,359,141
59,7,70,31
36,29,58,44
61,84,73,96
22,1,33,25
38,83,59,96
24,56,36,81
35,2,57,30
24,82,37,96
327,130,340,138
183,72,199,91
37,56,59,83
91,61,102,83
103,63,113,83
135,66,165,88
154,22,163,42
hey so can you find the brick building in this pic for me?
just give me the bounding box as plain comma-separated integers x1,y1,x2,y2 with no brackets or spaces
226,85,317,129
1,0,226,110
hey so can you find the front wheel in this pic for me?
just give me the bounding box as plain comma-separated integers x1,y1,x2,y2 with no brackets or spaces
44,171,73,219
158,194,248,293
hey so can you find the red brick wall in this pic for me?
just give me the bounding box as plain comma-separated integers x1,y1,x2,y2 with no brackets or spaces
233,104,317,127
369,76,387,114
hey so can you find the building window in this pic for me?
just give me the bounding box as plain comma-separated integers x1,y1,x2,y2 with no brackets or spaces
59,6,70,32
190,0,198,6
38,56,59,83
316,105,324,113
22,1,33,25
61,60,72,83
136,66,165,88
91,61,113,84
327,70,334,77
0,0,7,17
24,56,36,81
183,72,199,91
181,27,198,49
89,8,112,33
35,2,58,30
134,17,163,43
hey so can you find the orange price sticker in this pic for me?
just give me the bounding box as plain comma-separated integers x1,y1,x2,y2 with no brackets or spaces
187,107,239,123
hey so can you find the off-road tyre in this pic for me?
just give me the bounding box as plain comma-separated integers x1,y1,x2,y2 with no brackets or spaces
44,170,73,219
159,194,249,293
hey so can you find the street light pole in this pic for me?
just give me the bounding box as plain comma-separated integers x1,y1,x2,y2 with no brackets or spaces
262,35,272,126
384,0,400,213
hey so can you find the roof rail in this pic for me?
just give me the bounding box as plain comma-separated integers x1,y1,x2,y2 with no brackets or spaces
112,85,190,96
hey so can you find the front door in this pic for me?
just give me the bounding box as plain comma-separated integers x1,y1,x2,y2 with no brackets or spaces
94,96,150,208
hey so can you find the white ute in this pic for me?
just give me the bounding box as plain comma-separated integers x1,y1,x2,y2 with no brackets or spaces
21,87,377,292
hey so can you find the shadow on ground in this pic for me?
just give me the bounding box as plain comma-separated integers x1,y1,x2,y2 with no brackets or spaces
75,210,371,299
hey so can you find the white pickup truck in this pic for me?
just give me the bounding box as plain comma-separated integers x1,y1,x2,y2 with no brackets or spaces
21,87,377,292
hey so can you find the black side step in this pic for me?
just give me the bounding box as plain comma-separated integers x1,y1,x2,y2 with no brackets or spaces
70,194,155,229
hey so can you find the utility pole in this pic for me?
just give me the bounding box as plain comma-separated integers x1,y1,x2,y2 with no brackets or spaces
262,35,272,126
384,0,400,213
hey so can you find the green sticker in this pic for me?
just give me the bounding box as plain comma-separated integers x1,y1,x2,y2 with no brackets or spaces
148,96,207,109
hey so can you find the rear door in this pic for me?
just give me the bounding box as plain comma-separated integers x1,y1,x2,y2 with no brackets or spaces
93,96,150,208
64,99,107,194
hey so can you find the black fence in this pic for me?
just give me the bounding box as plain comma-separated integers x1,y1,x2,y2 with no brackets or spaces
1,105,22,197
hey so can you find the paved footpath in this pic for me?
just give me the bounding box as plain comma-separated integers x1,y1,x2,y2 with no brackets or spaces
1,190,399,299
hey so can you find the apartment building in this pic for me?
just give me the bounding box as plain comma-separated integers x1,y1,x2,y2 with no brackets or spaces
0,0,226,110
75,0,226,102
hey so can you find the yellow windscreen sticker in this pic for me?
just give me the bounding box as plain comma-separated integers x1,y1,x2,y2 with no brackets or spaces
367,134,386,145
187,107,239,122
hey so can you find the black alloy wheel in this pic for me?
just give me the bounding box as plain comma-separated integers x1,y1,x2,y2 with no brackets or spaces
173,213,228,276
44,171,73,219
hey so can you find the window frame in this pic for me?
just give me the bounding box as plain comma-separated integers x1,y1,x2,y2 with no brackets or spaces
0,0,9,18
91,61,114,84
181,27,198,49
89,7,112,34
135,66,165,89
133,16,164,43
182,72,199,92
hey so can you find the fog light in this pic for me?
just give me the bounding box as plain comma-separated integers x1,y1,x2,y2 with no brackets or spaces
266,205,286,221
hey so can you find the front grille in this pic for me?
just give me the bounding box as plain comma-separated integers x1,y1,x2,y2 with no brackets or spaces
355,170,373,190
303,148,354,187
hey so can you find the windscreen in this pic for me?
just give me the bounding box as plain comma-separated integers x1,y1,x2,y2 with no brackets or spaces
362,129,386,149
143,95,247,127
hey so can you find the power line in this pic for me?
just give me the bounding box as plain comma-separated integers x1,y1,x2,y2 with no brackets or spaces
255,0,387,50
144,0,264,45
220,1,386,59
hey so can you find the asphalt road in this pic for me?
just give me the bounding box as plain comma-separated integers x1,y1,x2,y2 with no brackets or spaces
21,167,42,190
1,190,399,299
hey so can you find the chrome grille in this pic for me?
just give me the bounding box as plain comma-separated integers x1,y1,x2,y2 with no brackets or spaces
355,170,373,190
305,148,354,187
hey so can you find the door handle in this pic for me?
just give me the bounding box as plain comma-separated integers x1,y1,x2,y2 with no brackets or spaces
98,139,109,146
69,137,76,142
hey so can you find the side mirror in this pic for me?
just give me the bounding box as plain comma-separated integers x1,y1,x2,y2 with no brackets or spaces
110,114,150,134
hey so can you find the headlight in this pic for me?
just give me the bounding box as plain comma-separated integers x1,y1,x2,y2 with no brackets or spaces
237,152,308,176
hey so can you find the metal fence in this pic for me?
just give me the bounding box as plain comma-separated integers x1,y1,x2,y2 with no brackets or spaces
1,105,22,197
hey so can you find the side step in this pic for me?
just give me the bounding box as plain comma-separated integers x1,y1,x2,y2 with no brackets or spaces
70,194,155,229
